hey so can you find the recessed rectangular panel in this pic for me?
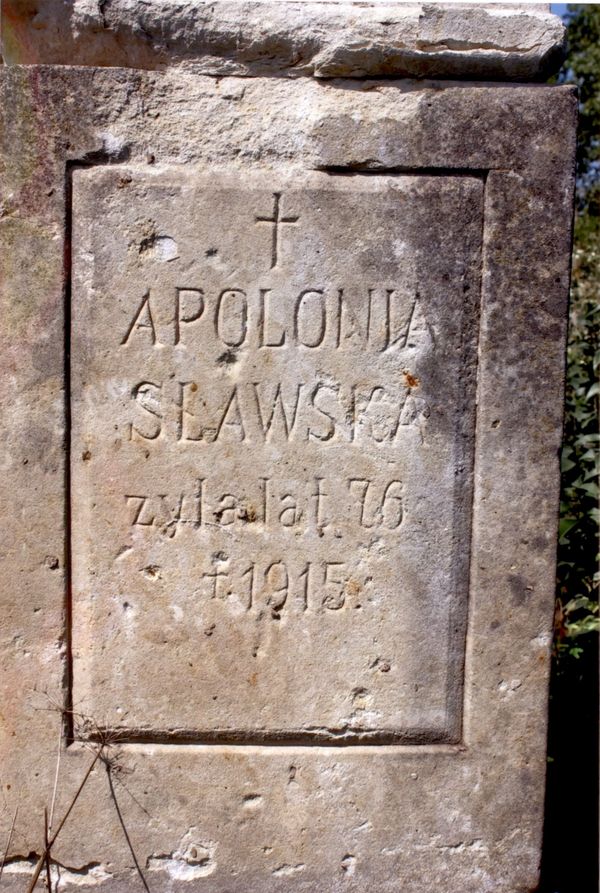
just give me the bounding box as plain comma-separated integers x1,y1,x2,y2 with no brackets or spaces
70,168,482,741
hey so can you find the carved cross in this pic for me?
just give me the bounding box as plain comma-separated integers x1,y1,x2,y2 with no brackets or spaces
255,192,299,269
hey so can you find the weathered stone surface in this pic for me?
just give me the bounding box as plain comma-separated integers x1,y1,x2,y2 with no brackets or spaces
71,168,482,742
0,45,575,893
2,1,565,80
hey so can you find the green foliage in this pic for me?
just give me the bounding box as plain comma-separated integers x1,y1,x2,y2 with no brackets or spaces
565,5,600,189
554,6,600,659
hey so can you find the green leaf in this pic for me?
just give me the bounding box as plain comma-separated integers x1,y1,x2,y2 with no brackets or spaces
559,517,579,542
561,454,576,472
564,595,599,614
565,616,600,638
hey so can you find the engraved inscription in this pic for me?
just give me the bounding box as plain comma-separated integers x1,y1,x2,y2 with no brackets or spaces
71,170,483,740
119,287,429,352
123,476,404,535
127,379,430,445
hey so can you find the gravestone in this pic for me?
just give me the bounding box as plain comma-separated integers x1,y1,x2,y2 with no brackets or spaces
0,3,576,892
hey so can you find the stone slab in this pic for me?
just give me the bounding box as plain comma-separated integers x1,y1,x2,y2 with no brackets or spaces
71,168,482,742
0,64,576,893
2,1,565,80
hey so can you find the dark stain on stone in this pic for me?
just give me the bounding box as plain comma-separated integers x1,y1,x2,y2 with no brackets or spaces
403,370,420,388
238,504,257,522
139,232,157,254
508,574,532,606
217,348,237,365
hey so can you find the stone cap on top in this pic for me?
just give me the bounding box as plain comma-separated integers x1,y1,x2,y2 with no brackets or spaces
2,1,565,80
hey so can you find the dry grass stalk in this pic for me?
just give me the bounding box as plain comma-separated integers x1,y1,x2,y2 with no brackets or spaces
105,766,151,893
13,697,151,892
25,747,103,893
0,804,19,885
43,809,52,893
48,724,62,834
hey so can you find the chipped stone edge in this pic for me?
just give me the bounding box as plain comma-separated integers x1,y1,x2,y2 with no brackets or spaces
1,1,566,80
